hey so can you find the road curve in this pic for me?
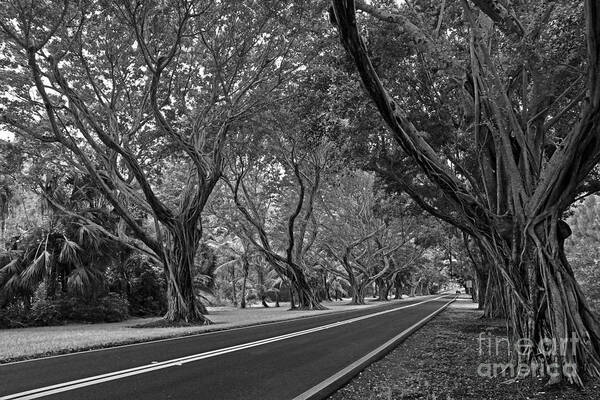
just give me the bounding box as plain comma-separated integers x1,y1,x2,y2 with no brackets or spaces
0,295,453,400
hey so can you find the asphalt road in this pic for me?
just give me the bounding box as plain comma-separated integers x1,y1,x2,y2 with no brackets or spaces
0,295,452,400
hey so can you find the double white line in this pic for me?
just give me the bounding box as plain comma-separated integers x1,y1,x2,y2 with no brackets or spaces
2,295,447,400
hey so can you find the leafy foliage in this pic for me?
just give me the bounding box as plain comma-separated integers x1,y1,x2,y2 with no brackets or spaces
566,196,600,313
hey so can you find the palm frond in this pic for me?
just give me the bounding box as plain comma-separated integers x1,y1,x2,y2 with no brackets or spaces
67,265,103,296
0,259,22,287
0,258,22,275
20,251,51,289
77,225,101,252
3,274,23,296
59,238,82,265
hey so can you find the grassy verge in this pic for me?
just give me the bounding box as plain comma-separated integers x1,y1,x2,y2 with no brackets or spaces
328,299,600,400
0,297,415,363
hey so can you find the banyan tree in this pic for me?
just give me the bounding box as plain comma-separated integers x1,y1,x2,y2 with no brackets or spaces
330,0,600,385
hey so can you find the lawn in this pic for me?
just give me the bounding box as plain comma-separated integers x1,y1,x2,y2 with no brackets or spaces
0,297,411,363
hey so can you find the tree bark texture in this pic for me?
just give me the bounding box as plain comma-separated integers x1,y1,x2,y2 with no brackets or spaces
162,225,210,324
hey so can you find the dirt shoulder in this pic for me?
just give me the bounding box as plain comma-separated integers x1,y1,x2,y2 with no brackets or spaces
328,298,600,400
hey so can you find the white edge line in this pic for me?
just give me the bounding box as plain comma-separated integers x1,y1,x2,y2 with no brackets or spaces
291,296,456,400
1,296,449,400
0,295,438,367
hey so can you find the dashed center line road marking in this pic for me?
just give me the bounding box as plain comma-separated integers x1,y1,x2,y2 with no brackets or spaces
1,295,448,400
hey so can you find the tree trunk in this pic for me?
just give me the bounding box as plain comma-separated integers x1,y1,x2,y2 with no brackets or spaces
230,265,237,307
290,273,326,310
483,267,507,319
162,228,210,324
60,270,68,293
324,273,332,301
289,286,295,309
478,218,600,384
350,284,366,305
474,266,488,310
240,264,248,309
255,263,269,307
419,283,425,296
118,252,131,299
377,280,389,301
46,265,58,299
0,219,6,251
511,219,600,385
464,235,487,308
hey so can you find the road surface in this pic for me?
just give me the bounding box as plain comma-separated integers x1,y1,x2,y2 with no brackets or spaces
0,295,453,400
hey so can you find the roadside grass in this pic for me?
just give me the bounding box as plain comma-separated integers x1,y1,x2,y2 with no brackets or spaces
328,298,600,400
0,296,413,363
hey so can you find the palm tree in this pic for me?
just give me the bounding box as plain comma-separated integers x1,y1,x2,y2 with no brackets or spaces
0,211,124,308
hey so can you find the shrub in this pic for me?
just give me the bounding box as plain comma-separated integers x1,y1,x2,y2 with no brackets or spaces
98,293,130,322
128,269,166,316
107,254,166,317
0,304,28,328
0,293,131,328
54,293,129,323
30,299,61,326
27,293,130,325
